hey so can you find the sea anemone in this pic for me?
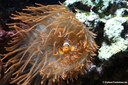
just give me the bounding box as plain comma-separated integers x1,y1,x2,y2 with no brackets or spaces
2,3,98,85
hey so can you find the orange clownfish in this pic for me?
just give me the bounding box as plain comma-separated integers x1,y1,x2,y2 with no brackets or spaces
58,41,75,55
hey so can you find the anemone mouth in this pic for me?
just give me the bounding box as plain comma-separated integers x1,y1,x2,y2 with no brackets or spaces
3,3,98,85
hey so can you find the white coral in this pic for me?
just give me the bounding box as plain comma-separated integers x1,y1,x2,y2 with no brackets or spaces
64,0,99,6
98,17,128,60
75,11,99,27
115,8,128,17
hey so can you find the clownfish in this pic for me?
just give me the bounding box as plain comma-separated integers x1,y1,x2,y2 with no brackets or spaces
58,41,75,55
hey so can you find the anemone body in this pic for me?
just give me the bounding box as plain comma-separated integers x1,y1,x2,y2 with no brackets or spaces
3,4,98,85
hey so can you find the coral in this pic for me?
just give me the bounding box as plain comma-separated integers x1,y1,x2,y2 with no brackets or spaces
115,8,128,17
2,4,98,85
64,0,99,7
98,17,128,59
75,12,99,27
